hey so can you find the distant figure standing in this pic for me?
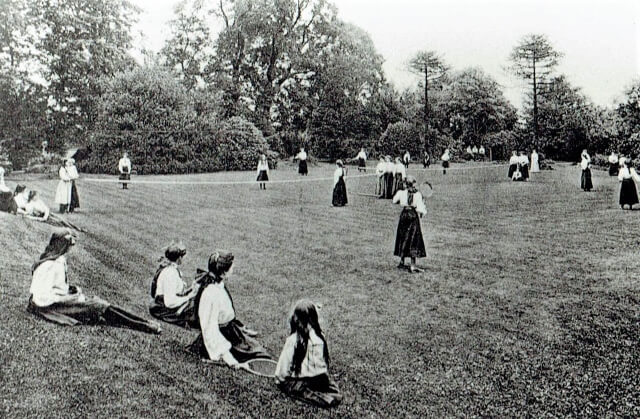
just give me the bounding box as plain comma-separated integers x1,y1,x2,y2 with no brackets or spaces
618,158,640,210
382,156,395,199
608,152,619,177
256,154,269,190
295,148,308,176
580,150,593,192
67,159,80,213
466,145,473,159
393,176,427,273
530,149,540,173
0,167,13,213
478,145,486,160
118,152,132,190
422,152,430,168
375,157,386,196
332,160,348,207
519,151,530,181
472,145,478,161
508,151,518,178
403,151,411,168
392,157,407,196
55,159,72,213
441,149,450,175
355,148,367,172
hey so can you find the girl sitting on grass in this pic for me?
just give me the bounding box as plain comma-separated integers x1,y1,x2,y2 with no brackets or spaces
149,243,199,328
275,299,342,408
187,251,269,366
28,228,161,334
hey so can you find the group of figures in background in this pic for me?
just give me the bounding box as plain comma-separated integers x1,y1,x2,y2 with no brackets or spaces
508,150,539,182
465,145,487,161
605,151,640,210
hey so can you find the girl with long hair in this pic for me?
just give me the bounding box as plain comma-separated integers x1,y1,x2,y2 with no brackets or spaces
275,299,342,408
393,176,427,272
187,251,270,366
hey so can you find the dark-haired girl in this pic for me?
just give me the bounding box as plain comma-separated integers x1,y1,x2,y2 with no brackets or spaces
149,243,199,327
393,176,427,272
618,158,640,210
187,252,270,366
28,229,161,333
580,150,593,192
275,299,342,408
332,160,348,207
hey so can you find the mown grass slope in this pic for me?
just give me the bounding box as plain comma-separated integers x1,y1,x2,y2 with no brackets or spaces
1,162,638,417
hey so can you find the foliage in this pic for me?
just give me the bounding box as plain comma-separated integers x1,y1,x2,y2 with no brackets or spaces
375,121,424,158
79,66,266,174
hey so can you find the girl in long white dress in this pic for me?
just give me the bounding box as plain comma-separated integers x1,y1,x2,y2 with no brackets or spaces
54,159,72,213
530,149,540,173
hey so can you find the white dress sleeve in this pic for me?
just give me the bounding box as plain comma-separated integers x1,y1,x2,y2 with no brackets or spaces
275,334,297,382
199,287,232,360
59,167,70,181
414,192,427,216
156,267,188,308
392,189,404,204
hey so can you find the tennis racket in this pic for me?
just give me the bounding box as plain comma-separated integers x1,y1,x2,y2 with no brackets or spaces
239,358,278,377
422,181,434,198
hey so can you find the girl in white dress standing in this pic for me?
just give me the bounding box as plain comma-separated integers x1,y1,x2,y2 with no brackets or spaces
54,159,72,213
530,149,540,173
256,154,269,190
441,149,450,175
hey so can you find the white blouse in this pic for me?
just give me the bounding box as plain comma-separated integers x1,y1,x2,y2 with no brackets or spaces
58,167,71,181
375,162,385,177
393,189,427,215
356,151,367,160
67,165,79,180
295,151,307,161
256,160,269,174
333,167,345,186
519,155,530,165
441,151,450,161
275,328,328,381
30,256,70,306
155,263,189,308
199,282,235,361
580,155,591,170
118,157,131,173
509,155,519,165
618,167,640,182
14,193,28,210
609,154,619,164
26,199,49,219
394,163,406,179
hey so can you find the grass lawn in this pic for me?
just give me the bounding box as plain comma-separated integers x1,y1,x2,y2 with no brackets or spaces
1,161,638,417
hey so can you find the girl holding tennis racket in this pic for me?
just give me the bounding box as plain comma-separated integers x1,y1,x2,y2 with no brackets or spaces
187,251,271,366
275,299,342,408
392,176,427,273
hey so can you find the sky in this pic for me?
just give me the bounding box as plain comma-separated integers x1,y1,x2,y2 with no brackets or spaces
131,0,640,110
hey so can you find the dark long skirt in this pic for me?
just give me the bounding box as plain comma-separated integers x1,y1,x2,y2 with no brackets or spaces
392,173,404,196
609,163,619,176
256,170,269,182
28,295,159,333
332,178,348,206
581,169,593,191
119,173,130,189
298,160,308,175
508,164,517,178
442,161,449,169
358,158,366,169
278,374,343,408
384,173,394,199
0,191,16,213
394,207,426,258
149,296,197,328
521,164,529,180
69,180,80,212
619,178,639,206
188,319,271,363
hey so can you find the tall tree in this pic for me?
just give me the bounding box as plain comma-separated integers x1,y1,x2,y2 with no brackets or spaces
408,50,448,150
32,0,139,142
507,34,562,143
161,0,214,91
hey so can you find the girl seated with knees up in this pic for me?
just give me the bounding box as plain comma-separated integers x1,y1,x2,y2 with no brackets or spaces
275,299,342,408
149,243,199,328
187,251,269,366
28,228,161,334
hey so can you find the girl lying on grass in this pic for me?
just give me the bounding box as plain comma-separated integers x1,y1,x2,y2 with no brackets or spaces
28,228,161,334
149,243,199,328
275,299,342,408
187,251,269,366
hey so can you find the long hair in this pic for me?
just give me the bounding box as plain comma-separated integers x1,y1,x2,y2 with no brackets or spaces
289,299,330,376
32,229,75,273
